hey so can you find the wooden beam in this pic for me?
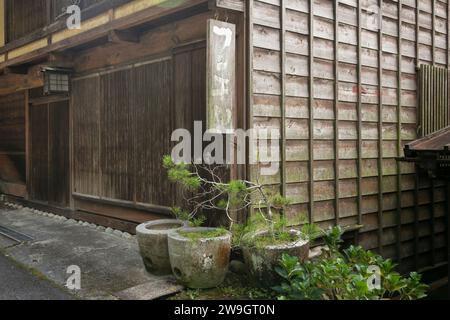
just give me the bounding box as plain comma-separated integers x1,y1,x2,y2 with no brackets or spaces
210,0,245,12
46,52,75,68
0,181,27,198
0,0,135,55
0,65,43,95
107,30,140,43
0,0,208,70
4,66,29,75
29,94,69,106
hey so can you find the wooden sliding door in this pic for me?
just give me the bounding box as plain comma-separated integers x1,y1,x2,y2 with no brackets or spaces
29,99,70,207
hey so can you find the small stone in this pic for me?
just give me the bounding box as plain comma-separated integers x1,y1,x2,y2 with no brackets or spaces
67,219,77,224
113,230,123,237
48,213,55,218
122,232,132,239
78,221,84,225
82,222,90,227
89,223,97,228
96,226,106,231
105,227,113,234
308,246,325,261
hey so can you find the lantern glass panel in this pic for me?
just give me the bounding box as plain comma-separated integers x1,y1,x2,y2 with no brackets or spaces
44,71,70,94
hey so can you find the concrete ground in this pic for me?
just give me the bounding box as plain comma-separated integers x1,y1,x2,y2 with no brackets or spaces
0,202,182,300
0,254,74,300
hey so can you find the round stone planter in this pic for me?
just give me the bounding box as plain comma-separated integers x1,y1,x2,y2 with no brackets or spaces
168,227,232,289
136,219,186,275
242,230,309,286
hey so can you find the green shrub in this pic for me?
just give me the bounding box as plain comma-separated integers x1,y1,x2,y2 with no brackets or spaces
273,226,428,300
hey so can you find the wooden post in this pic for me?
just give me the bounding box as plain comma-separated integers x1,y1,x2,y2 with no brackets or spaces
0,0,5,47
25,90,30,200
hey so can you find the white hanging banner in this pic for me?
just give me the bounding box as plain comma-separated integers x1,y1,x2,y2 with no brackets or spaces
206,19,236,134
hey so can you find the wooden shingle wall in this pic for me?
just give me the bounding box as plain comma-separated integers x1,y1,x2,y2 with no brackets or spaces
249,0,450,271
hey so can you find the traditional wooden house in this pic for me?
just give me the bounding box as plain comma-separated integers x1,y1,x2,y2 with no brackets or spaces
0,0,449,275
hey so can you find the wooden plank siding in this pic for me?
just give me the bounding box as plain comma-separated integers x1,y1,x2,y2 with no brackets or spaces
48,100,70,207
0,92,26,197
249,0,450,271
5,0,48,43
29,99,70,207
72,47,206,212
29,104,49,202
52,0,104,20
5,0,107,43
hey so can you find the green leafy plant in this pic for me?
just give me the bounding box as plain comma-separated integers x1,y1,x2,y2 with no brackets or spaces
171,207,206,227
272,226,428,300
232,215,319,249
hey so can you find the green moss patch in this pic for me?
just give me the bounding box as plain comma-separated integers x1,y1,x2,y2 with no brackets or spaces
178,229,227,241
252,232,299,248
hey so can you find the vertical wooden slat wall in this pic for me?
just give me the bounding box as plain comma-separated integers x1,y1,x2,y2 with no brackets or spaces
0,92,26,196
5,0,105,42
419,65,450,136
48,101,70,207
250,0,449,270
51,0,104,21
5,0,47,42
28,100,70,207
29,105,49,202
72,48,207,211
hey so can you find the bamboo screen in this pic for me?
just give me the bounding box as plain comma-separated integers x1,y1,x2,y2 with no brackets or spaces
418,64,450,136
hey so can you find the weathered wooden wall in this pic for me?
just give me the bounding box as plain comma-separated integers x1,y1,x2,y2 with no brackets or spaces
249,0,449,271
72,47,206,211
0,92,26,197
5,0,47,42
69,10,237,220
5,0,106,42
52,0,104,20
29,98,70,207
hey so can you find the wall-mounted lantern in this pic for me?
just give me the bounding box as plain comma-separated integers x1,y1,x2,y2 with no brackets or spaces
42,67,73,95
